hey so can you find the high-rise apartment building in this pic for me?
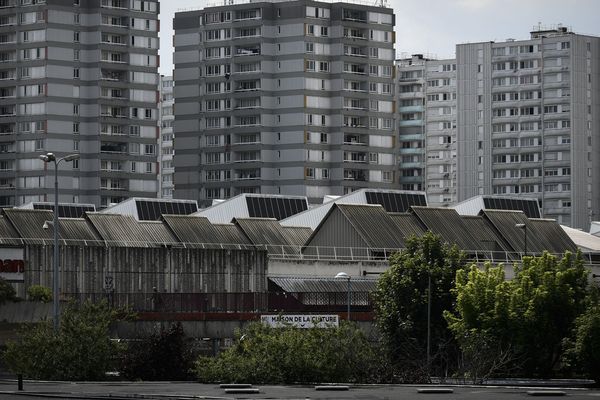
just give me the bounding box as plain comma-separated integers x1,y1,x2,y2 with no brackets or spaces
158,74,174,198
173,0,398,206
457,27,600,229
0,0,160,208
396,54,457,206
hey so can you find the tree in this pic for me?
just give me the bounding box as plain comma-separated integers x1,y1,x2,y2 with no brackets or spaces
4,300,123,380
446,252,589,378
372,232,465,379
563,286,600,383
0,277,17,305
195,321,385,384
120,322,196,381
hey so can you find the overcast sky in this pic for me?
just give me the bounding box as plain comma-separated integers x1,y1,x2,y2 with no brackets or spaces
158,0,599,75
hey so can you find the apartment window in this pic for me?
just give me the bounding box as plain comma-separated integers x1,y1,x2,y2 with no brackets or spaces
74,49,79,61
145,162,153,173
74,31,80,42
73,140,79,151
561,41,570,49
74,13,80,24
73,122,79,134
144,144,155,155
305,42,314,53
73,68,79,78
73,104,79,115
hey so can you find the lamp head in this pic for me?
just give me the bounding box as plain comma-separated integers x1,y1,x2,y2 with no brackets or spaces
335,272,350,280
39,152,56,162
63,154,80,162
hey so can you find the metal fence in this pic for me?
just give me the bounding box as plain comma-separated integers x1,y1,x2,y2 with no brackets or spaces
64,291,373,313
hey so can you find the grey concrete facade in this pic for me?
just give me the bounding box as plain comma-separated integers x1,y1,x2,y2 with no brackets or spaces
158,74,173,198
173,0,398,206
396,55,457,206
456,27,600,229
0,0,160,208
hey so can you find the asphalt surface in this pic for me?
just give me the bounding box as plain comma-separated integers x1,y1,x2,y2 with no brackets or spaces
0,380,599,400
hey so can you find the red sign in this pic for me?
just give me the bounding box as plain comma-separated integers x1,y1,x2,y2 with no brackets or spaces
0,260,24,274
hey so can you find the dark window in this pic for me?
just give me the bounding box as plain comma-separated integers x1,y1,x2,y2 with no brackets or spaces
135,200,198,221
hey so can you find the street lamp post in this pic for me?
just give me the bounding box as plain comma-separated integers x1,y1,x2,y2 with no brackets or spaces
515,223,528,257
335,272,351,321
39,152,80,333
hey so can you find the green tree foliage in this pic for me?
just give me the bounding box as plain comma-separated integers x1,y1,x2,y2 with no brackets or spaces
27,285,52,303
563,286,600,383
372,232,465,378
3,300,121,380
195,322,385,384
120,322,196,381
446,252,589,378
0,277,17,305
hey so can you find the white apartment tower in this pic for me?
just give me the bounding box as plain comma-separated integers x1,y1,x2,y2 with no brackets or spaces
173,0,398,206
396,55,457,206
457,27,600,229
0,0,160,208
158,75,174,198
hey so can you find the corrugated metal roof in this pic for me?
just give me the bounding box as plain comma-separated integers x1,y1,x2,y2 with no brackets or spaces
336,204,404,249
161,215,224,247
212,223,251,246
281,226,313,246
59,218,102,244
480,210,548,254
281,188,427,230
269,276,377,293
388,213,426,240
411,207,482,250
234,218,290,246
460,215,511,252
0,215,22,246
3,209,53,245
138,221,179,245
529,219,577,254
85,213,154,247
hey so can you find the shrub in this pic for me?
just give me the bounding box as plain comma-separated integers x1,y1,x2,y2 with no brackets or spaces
195,321,386,384
0,277,17,305
3,300,121,380
120,322,196,381
27,285,52,303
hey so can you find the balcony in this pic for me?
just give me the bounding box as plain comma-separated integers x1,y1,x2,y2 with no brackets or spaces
342,9,367,23
343,152,367,163
399,119,423,127
101,0,128,9
343,134,367,146
399,105,424,113
234,46,260,57
100,142,128,154
343,169,367,181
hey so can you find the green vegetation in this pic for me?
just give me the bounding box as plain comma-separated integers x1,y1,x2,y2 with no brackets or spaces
0,277,17,305
195,321,386,384
120,322,196,381
373,232,464,380
446,252,589,378
4,300,122,380
27,285,52,303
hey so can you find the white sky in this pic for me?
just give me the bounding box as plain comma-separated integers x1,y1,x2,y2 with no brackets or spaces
158,0,600,75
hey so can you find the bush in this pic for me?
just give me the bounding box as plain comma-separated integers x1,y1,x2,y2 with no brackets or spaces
195,321,386,384
0,277,17,305
27,285,52,303
3,300,121,380
120,322,196,381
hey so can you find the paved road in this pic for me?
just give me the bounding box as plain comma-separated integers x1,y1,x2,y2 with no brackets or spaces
0,380,599,399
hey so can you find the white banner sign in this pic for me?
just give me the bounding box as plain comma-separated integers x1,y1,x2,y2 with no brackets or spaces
261,314,339,329
0,248,25,282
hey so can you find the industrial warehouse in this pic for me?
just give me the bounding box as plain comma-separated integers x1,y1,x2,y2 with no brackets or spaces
1,190,599,322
